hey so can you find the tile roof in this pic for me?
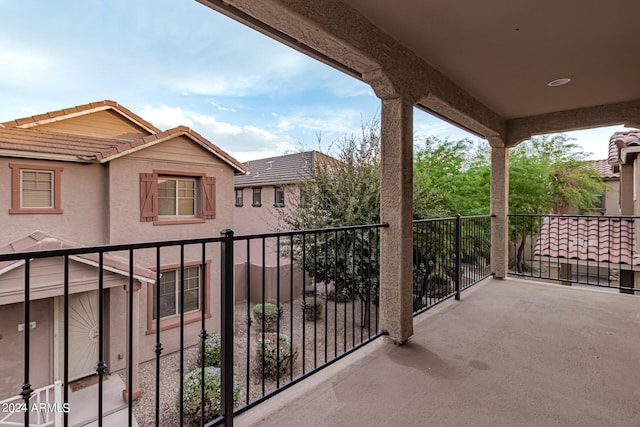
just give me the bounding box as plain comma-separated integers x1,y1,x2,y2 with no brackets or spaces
535,216,638,266
0,100,161,134
235,150,335,186
0,126,130,162
0,115,247,173
590,159,619,179
0,231,156,282
608,129,640,165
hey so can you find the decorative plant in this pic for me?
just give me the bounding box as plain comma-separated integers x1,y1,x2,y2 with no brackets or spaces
180,366,241,426
252,302,281,331
198,332,221,368
256,332,298,378
303,297,323,320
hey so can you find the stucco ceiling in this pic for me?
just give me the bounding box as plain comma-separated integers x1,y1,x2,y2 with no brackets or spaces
199,0,640,140
343,0,640,120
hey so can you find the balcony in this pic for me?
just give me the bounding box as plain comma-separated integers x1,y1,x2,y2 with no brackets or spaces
234,276,640,427
1,215,638,426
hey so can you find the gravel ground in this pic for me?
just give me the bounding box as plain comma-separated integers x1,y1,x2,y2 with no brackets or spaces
121,297,378,427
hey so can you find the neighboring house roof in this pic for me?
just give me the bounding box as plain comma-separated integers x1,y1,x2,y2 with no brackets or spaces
590,159,619,179
0,102,247,174
0,231,156,283
0,99,161,134
235,150,335,187
534,216,638,266
608,130,640,168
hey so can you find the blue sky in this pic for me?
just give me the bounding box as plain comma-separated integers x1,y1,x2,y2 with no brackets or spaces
0,0,627,162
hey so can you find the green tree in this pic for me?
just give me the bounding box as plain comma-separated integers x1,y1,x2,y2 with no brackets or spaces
508,134,606,271
413,134,606,272
413,137,490,218
278,120,382,323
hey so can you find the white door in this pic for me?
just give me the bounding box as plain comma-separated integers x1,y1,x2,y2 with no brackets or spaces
54,290,100,381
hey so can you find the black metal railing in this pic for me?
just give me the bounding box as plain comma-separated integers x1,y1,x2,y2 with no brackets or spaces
412,215,492,315
508,214,639,293
229,224,387,420
0,223,387,427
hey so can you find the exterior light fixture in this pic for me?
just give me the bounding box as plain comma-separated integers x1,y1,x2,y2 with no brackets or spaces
547,78,571,87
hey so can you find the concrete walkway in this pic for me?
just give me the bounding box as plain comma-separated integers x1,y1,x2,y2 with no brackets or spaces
235,278,640,427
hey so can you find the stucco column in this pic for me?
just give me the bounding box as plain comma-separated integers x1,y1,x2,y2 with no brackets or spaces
364,67,415,344
489,142,509,279
123,282,141,402
379,96,414,343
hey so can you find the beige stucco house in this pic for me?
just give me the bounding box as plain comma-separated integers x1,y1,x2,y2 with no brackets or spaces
0,100,246,401
233,151,333,303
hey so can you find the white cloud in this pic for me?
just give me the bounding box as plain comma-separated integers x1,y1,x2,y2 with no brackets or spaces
137,103,297,161
192,113,242,136
139,104,193,129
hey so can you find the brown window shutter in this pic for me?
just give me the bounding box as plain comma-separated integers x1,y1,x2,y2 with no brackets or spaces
202,176,216,219
140,173,158,222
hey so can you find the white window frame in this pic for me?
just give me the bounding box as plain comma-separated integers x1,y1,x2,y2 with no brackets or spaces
20,169,54,208
158,176,198,217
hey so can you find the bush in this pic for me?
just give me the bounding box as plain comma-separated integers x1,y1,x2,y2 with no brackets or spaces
198,333,221,368
304,285,317,297
256,333,298,378
252,302,281,331
303,297,323,320
180,366,241,426
426,271,452,298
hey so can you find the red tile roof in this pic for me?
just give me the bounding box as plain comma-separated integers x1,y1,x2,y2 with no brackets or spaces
608,130,640,165
590,159,619,179
535,216,638,266
0,231,156,282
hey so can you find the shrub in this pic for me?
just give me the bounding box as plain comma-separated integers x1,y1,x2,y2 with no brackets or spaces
198,333,221,368
304,285,317,297
252,302,281,331
256,333,298,378
303,297,323,320
180,366,241,426
426,271,452,298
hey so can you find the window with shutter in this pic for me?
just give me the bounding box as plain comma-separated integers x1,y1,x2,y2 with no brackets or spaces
141,170,215,224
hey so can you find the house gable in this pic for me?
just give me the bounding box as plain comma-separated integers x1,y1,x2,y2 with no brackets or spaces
0,100,160,140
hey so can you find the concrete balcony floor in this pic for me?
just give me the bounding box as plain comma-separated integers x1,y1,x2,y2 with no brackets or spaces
236,278,640,427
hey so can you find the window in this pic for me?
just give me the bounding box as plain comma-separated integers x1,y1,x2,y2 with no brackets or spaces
147,261,212,333
274,186,285,207
235,188,244,207
9,163,63,214
252,187,262,207
140,171,215,224
158,176,196,216
153,265,200,320
592,194,605,211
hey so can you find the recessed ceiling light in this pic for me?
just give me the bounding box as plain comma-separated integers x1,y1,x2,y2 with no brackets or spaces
547,78,571,87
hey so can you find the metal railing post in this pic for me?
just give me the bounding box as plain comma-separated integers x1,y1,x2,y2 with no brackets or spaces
220,229,235,427
454,214,461,300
